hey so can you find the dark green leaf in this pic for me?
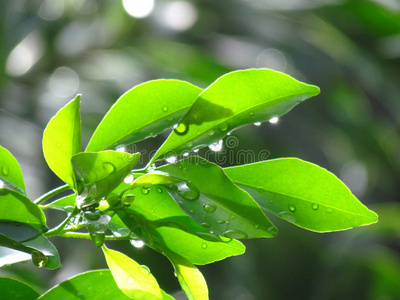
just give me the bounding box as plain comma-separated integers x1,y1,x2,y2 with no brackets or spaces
102,246,163,300
166,251,208,300
71,151,140,208
86,80,202,152
0,189,46,231
224,158,378,232
151,69,320,162
0,146,26,195
0,222,60,269
117,184,245,265
42,95,81,189
38,270,151,300
0,277,39,300
158,157,277,239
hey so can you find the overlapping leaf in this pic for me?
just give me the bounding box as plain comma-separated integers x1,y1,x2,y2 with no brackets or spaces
42,95,81,188
0,146,26,195
158,156,277,239
0,277,39,300
224,158,378,232
151,69,320,162
86,80,202,152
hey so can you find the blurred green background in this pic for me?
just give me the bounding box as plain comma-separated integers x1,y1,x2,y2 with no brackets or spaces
0,0,399,299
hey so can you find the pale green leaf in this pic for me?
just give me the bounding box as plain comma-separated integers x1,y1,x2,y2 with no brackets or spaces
0,146,25,195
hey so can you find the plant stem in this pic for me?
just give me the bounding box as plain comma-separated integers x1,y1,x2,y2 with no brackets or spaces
34,184,70,205
58,232,130,241
45,207,78,237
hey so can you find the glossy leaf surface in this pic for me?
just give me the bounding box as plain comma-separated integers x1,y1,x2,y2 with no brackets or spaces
151,69,320,162
0,146,26,195
0,189,46,231
158,157,277,239
86,80,202,152
224,158,378,232
166,251,208,300
42,95,81,188
0,277,39,300
102,246,163,300
71,151,140,208
117,184,245,265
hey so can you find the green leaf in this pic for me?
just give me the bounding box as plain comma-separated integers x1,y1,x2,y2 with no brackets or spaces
0,146,26,195
166,251,208,300
42,95,81,189
158,157,277,239
117,184,245,265
0,189,46,231
71,151,140,208
86,80,202,152
102,246,163,300
0,222,60,269
224,158,378,232
38,270,144,300
151,69,320,162
0,277,39,300
39,194,76,212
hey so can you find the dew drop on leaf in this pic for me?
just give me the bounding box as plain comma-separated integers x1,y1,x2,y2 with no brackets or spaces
219,236,232,243
208,140,223,152
201,243,208,249
113,227,130,237
269,116,279,124
139,265,150,275
183,152,189,157
288,205,296,212
124,194,135,203
249,111,254,116
102,162,116,174
254,224,260,229
31,250,48,268
186,141,193,147
166,156,177,164
141,187,150,195
156,187,163,194
312,203,319,210
208,129,215,136
278,211,296,223
218,122,229,131
1,166,9,176
218,220,226,225
203,204,217,214
174,122,188,135
116,145,126,152
90,232,105,247
162,105,169,112
223,229,248,239
130,239,145,248
124,173,134,184
201,222,210,228
253,122,261,126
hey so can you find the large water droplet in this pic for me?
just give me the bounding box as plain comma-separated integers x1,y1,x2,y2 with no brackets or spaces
220,236,232,243
218,220,226,225
201,243,207,249
116,145,126,152
218,122,229,131
130,239,145,248
278,211,296,223
174,123,188,135
124,194,135,203
288,205,296,212
1,166,9,176
312,203,319,210
203,204,217,214
176,182,199,201
208,129,215,136
139,265,150,275
183,152,189,157
253,122,261,126
166,156,177,164
269,116,279,124
186,141,193,147
124,173,134,184
223,230,248,239
102,162,116,174
156,187,163,194
162,105,169,112
31,250,48,268
114,227,130,237
90,233,105,247
208,140,223,152
201,222,210,228
141,187,150,195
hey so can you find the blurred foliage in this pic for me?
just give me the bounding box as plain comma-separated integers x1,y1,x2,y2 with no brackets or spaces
0,0,399,299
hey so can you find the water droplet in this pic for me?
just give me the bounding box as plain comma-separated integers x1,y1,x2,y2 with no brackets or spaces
269,116,279,124
208,140,223,152
31,250,48,268
193,148,200,153
254,224,260,229
186,141,193,147
268,226,278,235
130,239,145,248
223,230,248,239
127,277,134,284
218,220,226,225
253,122,261,126
249,111,254,116
141,187,150,195
116,145,126,152
102,162,116,174
166,156,177,164
201,243,207,249
2,166,9,176
183,152,189,157
326,208,333,213
0,180,4,189
156,187,163,194
208,129,215,136
288,205,296,212
201,222,210,228
220,236,232,243
312,203,319,210
124,194,135,203
139,265,150,275
114,227,130,237
90,233,105,247
178,165,183,170
203,204,217,214
278,211,296,223
176,182,200,201
124,174,134,184
174,122,188,135
162,105,168,112
76,187,89,208
218,122,229,131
